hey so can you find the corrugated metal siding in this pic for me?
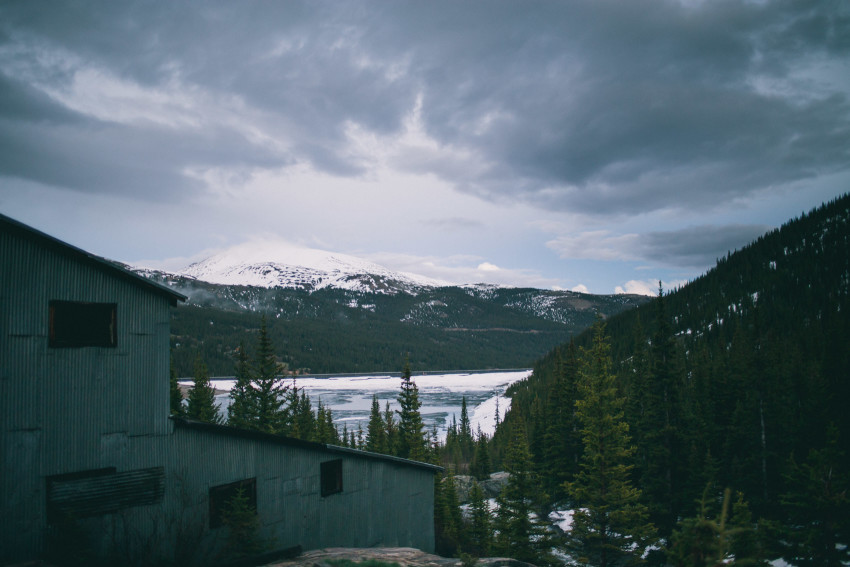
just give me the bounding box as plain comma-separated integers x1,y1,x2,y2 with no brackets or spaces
1,227,174,562
167,427,436,554
1,224,436,563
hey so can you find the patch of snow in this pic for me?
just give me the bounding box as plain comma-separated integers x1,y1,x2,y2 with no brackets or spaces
549,509,578,532
180,238,450,292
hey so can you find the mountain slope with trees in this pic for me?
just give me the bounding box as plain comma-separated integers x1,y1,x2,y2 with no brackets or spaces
498,194,850,565
140,272,647,375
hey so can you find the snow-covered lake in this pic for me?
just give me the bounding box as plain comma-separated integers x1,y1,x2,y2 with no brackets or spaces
200,370,531,441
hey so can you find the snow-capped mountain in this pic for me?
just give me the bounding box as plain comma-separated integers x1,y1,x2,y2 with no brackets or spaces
178,239,450,294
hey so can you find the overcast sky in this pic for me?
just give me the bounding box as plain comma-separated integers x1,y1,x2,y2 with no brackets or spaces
2,1,849,295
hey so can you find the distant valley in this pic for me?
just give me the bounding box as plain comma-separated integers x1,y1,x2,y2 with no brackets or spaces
132,244,649,376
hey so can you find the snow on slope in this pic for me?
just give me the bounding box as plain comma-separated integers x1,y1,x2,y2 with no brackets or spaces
180,239,450,293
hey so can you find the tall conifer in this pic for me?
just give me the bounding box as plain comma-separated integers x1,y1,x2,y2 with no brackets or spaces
565,319,655,567
250,315,290,434
396,357,427,461
169,355,185,417
227,342,255,429
493,417,550,565
186,353,220,424
366,395,387,453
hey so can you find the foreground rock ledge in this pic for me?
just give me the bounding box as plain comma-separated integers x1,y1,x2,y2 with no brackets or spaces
266,547,537,567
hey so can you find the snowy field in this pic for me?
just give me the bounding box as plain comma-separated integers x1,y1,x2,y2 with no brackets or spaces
203,370,531,440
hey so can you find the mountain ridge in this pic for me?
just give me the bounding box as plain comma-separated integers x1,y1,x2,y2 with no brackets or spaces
133,263,649,376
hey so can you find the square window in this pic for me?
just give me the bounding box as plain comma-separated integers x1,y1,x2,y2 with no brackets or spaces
209,478,257,529
320,459,343,497
49,300,117,348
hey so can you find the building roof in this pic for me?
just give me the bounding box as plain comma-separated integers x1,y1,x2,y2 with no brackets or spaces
171,417,444,473
0,213,187,305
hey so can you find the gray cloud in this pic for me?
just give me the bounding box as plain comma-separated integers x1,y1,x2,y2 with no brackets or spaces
547,223,771,269
1,0,848,215
639,224,772,267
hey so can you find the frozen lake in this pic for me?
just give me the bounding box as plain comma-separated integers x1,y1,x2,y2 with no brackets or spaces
200,370,531,441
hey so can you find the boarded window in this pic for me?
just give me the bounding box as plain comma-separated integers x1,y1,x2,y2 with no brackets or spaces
209,478,257,529
49,300,117,348
320,459,343,497
46,467,165,522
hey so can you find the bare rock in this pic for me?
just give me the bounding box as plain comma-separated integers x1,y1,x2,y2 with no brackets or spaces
479,472,510,499
265,547,536,567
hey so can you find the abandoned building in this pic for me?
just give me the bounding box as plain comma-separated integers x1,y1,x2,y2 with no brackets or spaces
0,213,439,564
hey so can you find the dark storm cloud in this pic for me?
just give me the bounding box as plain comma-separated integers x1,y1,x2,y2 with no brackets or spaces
1,1,848,212
639,224,772,267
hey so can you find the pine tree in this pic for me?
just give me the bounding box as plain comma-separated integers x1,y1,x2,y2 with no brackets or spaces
470,426,491,481
493,418,550,565
565,319,655,567
638,285,684,533
459,396,474,458
467,480,493,557
220,486,266,559
169,355,185,417
250,315,290,434
396,358,427,461
435,473,466,556
384,400,398,456
292,389,315,441
227,342,255,430
366,395,387,453
186,353,220,424
780,424,850,567
542,340,579,502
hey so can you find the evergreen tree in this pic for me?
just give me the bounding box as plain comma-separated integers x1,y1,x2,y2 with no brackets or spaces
780,425,850,567
366,395,387,453
637,285,684,533
291,389,315,441
250,315,290,434
459,396,474,457
227,342,255,429
565,319,655,567
668,488,766,567
493,418,550,565
467,480,493,557
396,358,427,461
542,340,579,501
470,426,491,481
220,486,266,560
186,353,220,423
169,355,185,417
384,400,398,456
435,473,466,556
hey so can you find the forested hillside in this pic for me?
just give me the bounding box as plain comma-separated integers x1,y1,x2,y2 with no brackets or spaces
159,280,647,375
497,194,850,564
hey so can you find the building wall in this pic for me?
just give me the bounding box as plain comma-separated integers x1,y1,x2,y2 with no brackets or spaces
0,222,437,564
0,227,174,561
166,425,436,559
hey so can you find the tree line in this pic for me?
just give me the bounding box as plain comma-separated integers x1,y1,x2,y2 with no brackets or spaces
498,194,850,566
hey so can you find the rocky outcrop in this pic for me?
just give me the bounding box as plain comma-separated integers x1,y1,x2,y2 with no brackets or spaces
479,472,510,499
448,472,510,504
266,546,537,567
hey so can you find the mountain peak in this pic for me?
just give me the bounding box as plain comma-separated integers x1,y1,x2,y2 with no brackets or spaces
179,238,451,293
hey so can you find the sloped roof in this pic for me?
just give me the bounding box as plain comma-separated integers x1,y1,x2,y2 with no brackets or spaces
172,417,443,473
0,213,186,305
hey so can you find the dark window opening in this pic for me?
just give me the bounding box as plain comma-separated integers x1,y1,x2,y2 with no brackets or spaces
49,300,117,348
320,459,343,497
209,478,257,529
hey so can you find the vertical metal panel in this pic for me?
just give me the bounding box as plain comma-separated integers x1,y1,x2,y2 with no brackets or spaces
2,224,436,563
1,227,174,562
165,427,436,555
